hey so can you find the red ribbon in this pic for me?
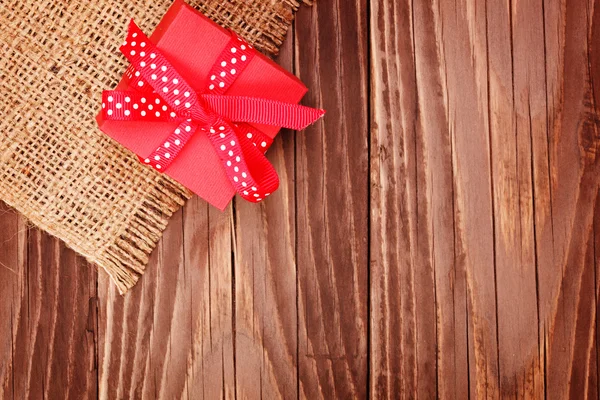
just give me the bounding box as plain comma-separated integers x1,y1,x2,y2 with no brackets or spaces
102,20,324,203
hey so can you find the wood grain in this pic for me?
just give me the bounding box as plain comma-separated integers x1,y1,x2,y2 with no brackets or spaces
97,202,235,399
295,1,370,398
0,204,97,399
3,0,600,398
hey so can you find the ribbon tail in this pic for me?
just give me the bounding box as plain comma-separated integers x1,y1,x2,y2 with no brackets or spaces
201,94,325,130
207,117,279,202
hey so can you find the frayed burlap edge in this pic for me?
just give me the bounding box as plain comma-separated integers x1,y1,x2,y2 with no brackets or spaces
0,151,191,294
96,175,190,293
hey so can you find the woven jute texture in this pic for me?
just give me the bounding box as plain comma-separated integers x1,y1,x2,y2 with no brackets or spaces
0,0,305,294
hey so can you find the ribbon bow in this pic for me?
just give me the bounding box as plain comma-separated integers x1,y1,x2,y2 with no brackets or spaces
101,20,324,203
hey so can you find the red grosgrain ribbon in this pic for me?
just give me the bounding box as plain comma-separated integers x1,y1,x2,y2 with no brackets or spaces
102,20,324,203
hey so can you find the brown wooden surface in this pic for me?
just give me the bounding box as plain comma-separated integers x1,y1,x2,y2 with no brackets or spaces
1,0,600,398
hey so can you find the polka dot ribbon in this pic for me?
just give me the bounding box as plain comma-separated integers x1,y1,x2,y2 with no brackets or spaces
101,20,324,203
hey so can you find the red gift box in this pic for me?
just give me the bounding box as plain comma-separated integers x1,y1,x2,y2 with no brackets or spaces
97,0,311,210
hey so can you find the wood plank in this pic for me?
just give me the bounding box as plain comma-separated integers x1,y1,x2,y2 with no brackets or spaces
182,201,236,399
0,203,98,399
371,0,518,396
487,0,544,396
541,0,600,397
0,205,28,399
0,203,28,398
295,1,370,398
233,32,299,399
435,1,501,397
411,1,472,398
369,0,440,398
97,203,235,399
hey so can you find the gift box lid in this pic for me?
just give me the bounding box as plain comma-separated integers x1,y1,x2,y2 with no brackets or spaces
97,0,308,210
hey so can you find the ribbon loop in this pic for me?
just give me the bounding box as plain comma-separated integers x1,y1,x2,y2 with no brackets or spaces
103,19,324,204
205,117,279,202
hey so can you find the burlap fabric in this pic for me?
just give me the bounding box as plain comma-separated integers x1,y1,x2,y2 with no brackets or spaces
0,0,306,294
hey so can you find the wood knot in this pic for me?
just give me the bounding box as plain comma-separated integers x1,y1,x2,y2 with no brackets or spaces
578,111,600,163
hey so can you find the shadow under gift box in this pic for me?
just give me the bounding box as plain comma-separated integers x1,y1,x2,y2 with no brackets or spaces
97,0,308,210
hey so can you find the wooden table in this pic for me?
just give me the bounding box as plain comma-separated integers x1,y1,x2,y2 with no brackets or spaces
1,0,598,398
